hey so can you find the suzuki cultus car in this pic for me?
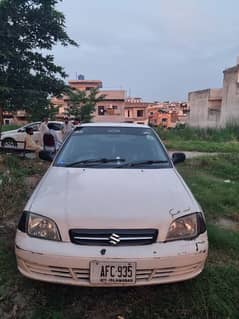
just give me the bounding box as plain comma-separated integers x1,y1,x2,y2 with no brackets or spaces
15,123,208,286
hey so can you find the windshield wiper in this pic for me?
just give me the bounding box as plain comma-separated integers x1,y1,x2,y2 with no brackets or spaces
119,160,169,168
65,158,126,167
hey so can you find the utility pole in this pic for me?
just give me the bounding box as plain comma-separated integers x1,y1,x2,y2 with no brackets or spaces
129,88,131,97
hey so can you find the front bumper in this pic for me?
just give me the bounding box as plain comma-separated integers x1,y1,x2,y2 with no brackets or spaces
15,230,208,287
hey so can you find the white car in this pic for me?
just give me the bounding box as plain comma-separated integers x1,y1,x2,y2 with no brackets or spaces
1,121,63,148
15,123,208,287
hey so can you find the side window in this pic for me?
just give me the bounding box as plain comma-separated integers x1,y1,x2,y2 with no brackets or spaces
19,126,26,132
49,123,63,130
27,123,40,132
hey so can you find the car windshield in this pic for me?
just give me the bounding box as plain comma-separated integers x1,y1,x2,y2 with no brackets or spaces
54,126,171,168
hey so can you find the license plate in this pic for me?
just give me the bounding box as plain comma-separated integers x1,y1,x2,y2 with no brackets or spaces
90,261,136,284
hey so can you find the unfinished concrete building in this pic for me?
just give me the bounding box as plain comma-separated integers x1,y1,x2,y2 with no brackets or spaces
220,59,239,126
188,88,222,128
188,57,239,128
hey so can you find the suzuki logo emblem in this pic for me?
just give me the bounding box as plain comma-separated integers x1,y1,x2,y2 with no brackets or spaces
109,233,120,245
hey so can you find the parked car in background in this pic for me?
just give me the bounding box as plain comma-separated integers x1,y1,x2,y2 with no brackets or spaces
1,121,63,148
16,123,208,287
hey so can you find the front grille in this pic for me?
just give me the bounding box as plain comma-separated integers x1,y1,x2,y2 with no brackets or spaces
69,229,158,246
20,259,203,284
23,260,89,283
136,262,202,281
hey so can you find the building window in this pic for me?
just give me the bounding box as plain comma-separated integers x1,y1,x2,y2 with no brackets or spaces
98,106,105,116
127,110,130,117
137,110,144,117
162,118,167,122
112,105,118,110
208,109,220,122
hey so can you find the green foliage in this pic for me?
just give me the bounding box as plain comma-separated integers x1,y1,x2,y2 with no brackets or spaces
67,87,105,123
184,154,239,181
66,89,86,119
0,156,26,217
0,155,47,217
157,124,239,142
0,0,78,120
156,125,239,152
178,154,239,220
208,224,239,256
164,139,239,153
2,124,20,131
29,101,59,122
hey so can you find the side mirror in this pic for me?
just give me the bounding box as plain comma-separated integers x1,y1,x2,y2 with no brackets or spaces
39,150,54,162
172,152,186,164
18,128,25,132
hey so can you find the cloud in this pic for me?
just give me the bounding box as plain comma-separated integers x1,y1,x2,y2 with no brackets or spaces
53,0,239,100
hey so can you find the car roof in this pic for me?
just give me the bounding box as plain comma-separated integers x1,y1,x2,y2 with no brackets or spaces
79,122,150,129
25,121,63,126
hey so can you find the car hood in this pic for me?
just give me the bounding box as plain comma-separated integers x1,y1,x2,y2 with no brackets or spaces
28,167,200,239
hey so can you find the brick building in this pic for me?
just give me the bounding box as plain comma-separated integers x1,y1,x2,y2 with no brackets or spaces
124,98,151,125
52,80,126,123
2,77,189,127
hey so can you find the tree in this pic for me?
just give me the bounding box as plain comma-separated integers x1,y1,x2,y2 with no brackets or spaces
28,100,59,122
0,0,78,133
67,88,106,123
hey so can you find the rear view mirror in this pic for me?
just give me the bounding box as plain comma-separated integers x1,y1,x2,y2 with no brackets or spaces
172,152,186,164
39,150,54,162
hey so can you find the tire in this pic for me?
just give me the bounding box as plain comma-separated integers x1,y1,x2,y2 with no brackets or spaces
2,138,18,148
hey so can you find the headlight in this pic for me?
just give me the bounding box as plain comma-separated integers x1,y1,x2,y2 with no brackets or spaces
166,213,206,242
27,212,61,241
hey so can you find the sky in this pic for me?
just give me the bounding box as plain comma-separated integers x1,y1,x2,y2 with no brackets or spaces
53,0,239,101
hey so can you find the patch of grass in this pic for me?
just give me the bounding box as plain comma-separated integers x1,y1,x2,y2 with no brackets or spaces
157,124,239,142
0,242,16,288
0,155,47,218
0,241,37,319
156,125,239,152
185,154,239,181
178,154,239,220
26,265,239,319
207,224,239,257
0,157,26,218
164,140,239,153
1,153,239,319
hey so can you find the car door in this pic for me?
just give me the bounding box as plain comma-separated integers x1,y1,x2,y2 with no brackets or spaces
25,122,40,144
13,126,26,147
49,122,63,142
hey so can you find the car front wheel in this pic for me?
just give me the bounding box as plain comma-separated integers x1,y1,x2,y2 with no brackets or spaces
2,138,18,148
